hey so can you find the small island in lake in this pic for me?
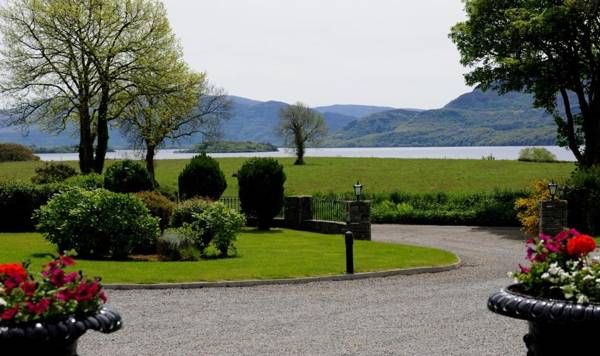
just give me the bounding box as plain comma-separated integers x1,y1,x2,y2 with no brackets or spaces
180,141,279,154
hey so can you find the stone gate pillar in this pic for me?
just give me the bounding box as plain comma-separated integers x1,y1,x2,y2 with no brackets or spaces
347,200,371,241
284,196,313,229
539,200,568,236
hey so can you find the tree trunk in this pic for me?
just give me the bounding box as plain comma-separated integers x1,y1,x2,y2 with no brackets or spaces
294,133,305,165
78,103,94,174
93,85,111,173
145,144,156,185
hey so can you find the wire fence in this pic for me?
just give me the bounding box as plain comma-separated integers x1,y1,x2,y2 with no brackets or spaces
311,198,348,222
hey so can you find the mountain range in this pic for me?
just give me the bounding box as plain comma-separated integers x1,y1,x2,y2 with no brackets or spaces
0,88,559,148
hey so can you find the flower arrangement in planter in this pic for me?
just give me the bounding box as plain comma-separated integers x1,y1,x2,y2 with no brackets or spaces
488,229,600,356
0,256,121,356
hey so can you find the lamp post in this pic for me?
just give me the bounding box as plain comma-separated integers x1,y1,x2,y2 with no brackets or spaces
353,181,363,201
548,181,558,200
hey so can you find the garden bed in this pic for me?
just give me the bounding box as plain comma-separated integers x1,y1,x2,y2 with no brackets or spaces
0,229,458,284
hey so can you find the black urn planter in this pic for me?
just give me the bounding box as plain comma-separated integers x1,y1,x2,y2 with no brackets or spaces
488,285,600,356
0,307,121,356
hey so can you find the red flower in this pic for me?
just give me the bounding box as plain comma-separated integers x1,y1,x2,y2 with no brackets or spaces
20,281,37,297
26,299,50,315
56,289,76,302
567,235,597,257
59,256,76,267
0,306,19,321
49,269,65,287
75,281,101,302
0,264,28,280
64,272,80,284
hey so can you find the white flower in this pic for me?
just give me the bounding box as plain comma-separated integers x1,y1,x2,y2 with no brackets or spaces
0,297,6,307
583,275,595,281
541,273,550,280
578,295,590,304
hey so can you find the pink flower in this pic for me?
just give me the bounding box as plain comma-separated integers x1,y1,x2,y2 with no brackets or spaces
26,299,50,315
519,264,531,274
20,282,37,297
59,256,76,267
64,272,80,284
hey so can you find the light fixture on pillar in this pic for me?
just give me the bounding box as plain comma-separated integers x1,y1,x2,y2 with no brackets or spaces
548,181,558,200
353,181,363,201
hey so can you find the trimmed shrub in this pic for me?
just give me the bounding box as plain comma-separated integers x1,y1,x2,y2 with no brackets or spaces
156,230,200,261
189,202,245,257
518,147,557,163
104,160,154,193
0,143,39,162
0,181,66,232
515,180,551,236
170,198,212,228
178,154,227,200
65,173,104,189
237,158,286,230
31,163,77,184
135,191,176,232
36,188,160,260
563,165,600,235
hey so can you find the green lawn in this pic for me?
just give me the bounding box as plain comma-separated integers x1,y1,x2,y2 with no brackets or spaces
0,229,458,284
0,157,574,195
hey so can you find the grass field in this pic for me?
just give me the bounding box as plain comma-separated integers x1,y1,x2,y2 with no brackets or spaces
0,229,457,283
0,157,574,195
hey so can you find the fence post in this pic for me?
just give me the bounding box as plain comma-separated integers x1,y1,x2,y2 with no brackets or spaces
345,231,354,274
346,200,371,241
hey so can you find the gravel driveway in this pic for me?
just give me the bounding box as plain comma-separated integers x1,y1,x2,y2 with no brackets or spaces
80,225,529,356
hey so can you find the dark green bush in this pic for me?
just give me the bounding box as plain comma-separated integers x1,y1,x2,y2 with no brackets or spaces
178,154,227,200
0,143,39,162
65,173,104,189
188,202,245,257
237,158,285,230
0,181,66,232
170,198,212,228
135,191,176,232
104,160,154,193
36,188,160,260
31,163,78,184
156,230,200,261
563,165,600,235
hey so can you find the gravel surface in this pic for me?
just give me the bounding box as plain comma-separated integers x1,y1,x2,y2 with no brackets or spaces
80,225,528,356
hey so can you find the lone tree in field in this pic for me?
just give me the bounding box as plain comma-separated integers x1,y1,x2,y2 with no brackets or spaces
451,0,600,167
0,0,176,173
277,103,328,165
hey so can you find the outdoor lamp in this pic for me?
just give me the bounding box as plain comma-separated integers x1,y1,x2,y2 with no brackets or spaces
354,181,363,201
548,181,558,200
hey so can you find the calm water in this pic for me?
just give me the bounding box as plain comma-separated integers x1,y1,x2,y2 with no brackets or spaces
37,146,576,162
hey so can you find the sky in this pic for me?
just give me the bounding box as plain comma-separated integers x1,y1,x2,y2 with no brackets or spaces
163,0,472,109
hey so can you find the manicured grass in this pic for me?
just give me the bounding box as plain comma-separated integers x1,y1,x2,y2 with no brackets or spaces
0,157,574,195
0,229,458,284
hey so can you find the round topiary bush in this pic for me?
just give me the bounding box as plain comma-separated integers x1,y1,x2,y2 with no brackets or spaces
237,158,286,230
36,188,160,260
135,191,176,232
65,173,105,189
178,154,227,200
31,162,78,184
104,160,154,193
0,143,39,162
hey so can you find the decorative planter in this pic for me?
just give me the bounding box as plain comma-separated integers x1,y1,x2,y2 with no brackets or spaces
0,307,121,356
488,285,600,356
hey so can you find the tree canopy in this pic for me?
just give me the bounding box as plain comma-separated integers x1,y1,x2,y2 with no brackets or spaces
450,0,600,167
277,103,328,165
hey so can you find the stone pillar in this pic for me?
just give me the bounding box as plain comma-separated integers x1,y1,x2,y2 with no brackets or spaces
284,196,313,228
346,200,371,241
539,200,568,236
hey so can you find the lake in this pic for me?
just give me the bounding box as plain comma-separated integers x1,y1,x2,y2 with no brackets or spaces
37,146,577,162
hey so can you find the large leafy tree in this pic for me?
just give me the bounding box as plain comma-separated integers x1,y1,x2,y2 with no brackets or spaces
120,49,230,182
451,0,600,167
277,103,328,165
0,0,174,173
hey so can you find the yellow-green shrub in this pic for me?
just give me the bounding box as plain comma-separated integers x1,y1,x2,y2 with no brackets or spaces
515,179,551,236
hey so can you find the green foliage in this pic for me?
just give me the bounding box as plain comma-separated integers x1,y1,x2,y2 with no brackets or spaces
563,166,600,235
0,143,39,162
170,198,212,228
188,202,245,257
519,148,557,163
104,159,154,193
64,173,104,189
31,162,77,184
156,230,200,261
237,158,286,230
183,140,278,153
135,191,176,232
277,103,328,165
178,154,227,200
370,190,527,226
0,181,65,232
35,188,160,260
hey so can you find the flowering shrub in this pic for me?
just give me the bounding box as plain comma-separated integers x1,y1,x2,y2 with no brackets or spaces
0,256,106,325
512,229,600,303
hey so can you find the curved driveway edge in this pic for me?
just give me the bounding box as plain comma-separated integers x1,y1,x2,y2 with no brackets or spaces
104,260,461,290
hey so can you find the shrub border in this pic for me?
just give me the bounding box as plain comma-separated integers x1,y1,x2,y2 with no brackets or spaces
104,259,461,290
